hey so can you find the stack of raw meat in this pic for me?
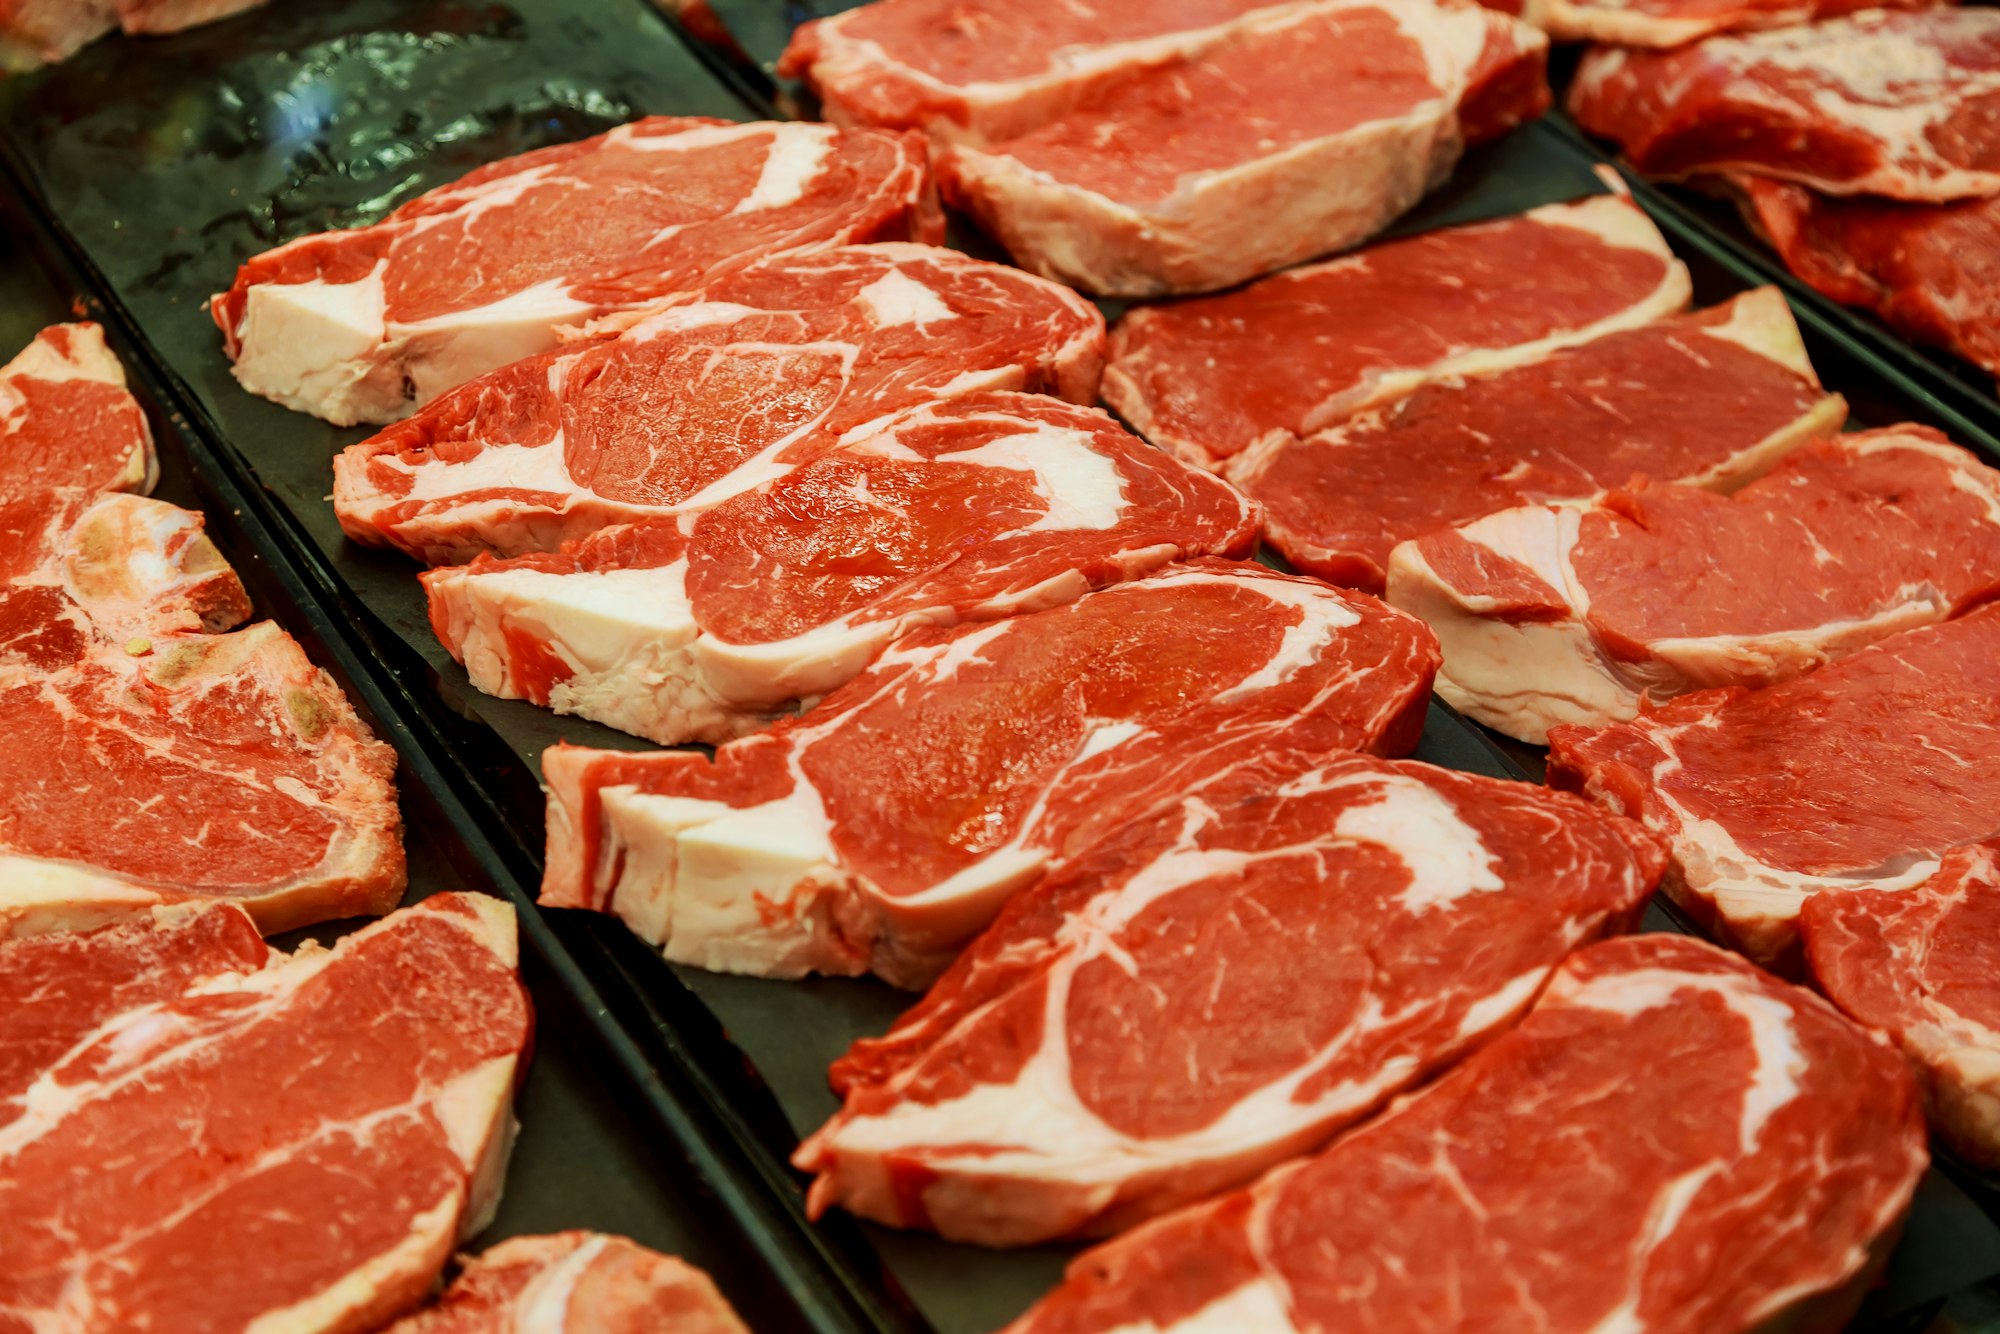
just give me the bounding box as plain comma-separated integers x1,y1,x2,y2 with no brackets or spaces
1569,6,2000,386
780,0,1554,294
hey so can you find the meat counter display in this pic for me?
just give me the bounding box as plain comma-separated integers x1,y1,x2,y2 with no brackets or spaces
2,1,1999,1332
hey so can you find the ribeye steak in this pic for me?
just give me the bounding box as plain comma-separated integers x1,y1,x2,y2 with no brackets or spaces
213,117,938,425
1005,934,1925,1334
541,560,1439,987
423,392,1257,745
798,750,1665,1245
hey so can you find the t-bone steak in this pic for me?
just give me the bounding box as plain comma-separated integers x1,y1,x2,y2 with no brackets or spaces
1569,9,2000,201
1548,604,2000,968
930,0,1550,295
422,392,1257,745
212,117,939,425
383,1233,750,1334
798,750,1665,1246
1005,933,1926,1334
1802,839,2000,1170
540,560,1440,987
0,490,402,938
0,902,268,1132
1102,193,1690,470
1227,286,1844,594
0,893,531,1334
332,244,1106,564
0,322,156,498
1387,427,2000,742
1732,172,2000,384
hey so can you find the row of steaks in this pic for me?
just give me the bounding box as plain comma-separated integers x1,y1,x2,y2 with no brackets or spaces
0,329,749,1329
174,5,2000,1324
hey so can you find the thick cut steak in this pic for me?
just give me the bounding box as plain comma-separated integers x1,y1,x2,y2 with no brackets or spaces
799,751,1664,1246
779,0,1315,142
1102,193,1689,470
1228,286,1843,594
1733,173,2000,383
1802,840,2000,1169
0,490,401,937
932,0,1549,295
1387,427,2000,742
1523,0,1930,48
1548,605,2000,968
1570,10,2000,201
383,1233,749,1334
0,893,531,1334
541,561,1439,986
213,118,939,425
1005,934,1925,1334
0,902,268,1131
423,392,1257,745
0,323,156,497
333,244,1105,564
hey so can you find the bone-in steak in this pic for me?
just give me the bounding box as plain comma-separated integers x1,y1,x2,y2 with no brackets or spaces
0,893,530,1334
1387,427,2000,742
541,561,1439,987
213,118,939,425
423,392,1257,745
1102,194,1690,470
1227,287,1844,594
799,750,1664,1246
1005,934,1925,1334
1570,10,2000,201
1548,605,2000,967
1802,839,2000,1170
333,244,1105,565
383,1233,749,1334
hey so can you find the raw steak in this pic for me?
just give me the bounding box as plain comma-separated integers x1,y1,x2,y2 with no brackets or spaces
778,0,1316,142
0,893,531,1334
1523,0,1931,48
1569,9,2000,201
116,0,266,35
1387,427,2000,742
0,323,156,498
384,1233,749,1334
213,118,939,425
932,0,1550,295
1004,933,1925,1334
798,750,1665,1245
333,244,1106,564
1547,605,2000,968
1802,840,2000,1169
422,392,1258,745
1732,172,2000,383
1102,193,1690,469
1227,286,1844,593
0,902,267,1132
540,560,1440,986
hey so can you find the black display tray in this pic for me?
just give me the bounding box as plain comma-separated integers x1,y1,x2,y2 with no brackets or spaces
2,3,1998,1330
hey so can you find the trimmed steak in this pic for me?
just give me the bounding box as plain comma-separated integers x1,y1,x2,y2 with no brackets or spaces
1387,427,2000,742
540,561,1438,986
0,323,156,498
0,893,531,1334
213,118,939,425
1227,287,1844,594
1548,605,2000,968
798,750,1665,1245
422,392,1257,745
1802,839,2000,1170
1102,193,1690,470
384,1233,749,1334
1005,934,1925,1334
332,244,1105,565
1570,10,2000,201
1523,0,1932,49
